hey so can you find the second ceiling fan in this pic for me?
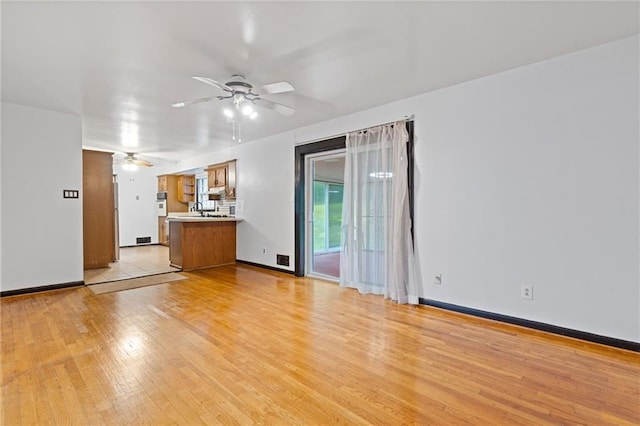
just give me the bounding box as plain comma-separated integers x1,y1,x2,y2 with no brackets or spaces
172,75,295,118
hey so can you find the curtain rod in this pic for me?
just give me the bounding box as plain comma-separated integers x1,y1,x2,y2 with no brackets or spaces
294,114,415,146
347,114,415,135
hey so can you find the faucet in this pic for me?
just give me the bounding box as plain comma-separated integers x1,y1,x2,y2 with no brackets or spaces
192,201,204,216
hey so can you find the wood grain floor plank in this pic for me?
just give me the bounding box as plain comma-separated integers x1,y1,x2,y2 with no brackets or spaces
2,263,638,425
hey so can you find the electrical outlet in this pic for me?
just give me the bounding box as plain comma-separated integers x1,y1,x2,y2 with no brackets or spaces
434,274,442,285
521,284,533,300
261,248,266,254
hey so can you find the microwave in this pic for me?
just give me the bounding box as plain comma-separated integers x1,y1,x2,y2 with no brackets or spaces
157,192,167,200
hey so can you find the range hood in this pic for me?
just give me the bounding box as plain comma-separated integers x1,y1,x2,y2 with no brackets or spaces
207,187,225,195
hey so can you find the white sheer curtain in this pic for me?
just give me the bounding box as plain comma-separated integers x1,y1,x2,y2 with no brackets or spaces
339,121,418,304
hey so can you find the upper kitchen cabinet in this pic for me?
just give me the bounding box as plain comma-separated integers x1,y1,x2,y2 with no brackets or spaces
157,175,189,213
207,160,236,198
83,149,115,269
208,165,227,188
157,175,168,192
177,174,195,203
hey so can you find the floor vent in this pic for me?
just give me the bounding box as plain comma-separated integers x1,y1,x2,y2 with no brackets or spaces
276,254,290,266
136,236,152,244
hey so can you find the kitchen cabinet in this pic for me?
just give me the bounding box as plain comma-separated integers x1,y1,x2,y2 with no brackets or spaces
157,175,188,211
83,150,115,269
157,175,168,192
157,174,188,246
177,174,195,203
168,218,237,270
158,217,168,245
208,165,227,188
207,160,236,198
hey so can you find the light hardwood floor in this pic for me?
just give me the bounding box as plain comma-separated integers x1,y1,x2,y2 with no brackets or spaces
2,263,639,425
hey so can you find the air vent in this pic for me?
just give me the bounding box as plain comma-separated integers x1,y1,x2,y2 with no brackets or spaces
136,236,151,244
276,254,290,266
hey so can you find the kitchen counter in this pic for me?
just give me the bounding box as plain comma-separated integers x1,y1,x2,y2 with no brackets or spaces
168,217,238,271
167,212,242,222
167,216,242,222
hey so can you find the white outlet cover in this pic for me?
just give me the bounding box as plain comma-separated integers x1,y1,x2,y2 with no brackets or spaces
521,285,533,300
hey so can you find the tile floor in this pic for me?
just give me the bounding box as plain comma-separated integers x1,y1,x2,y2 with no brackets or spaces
84,245,179,284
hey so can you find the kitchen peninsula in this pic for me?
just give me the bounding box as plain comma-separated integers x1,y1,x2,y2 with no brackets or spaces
168,216,242,271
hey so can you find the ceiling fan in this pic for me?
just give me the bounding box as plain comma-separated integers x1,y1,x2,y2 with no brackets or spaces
172,75,295,117
118,152,153,171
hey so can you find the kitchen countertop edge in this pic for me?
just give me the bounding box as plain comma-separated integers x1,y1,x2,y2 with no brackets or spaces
167,216,243,222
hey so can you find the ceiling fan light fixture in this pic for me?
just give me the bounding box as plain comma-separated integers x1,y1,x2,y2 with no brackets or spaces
174,75,295,132
242,105,253,116
122,161,138,171
233,93,245,105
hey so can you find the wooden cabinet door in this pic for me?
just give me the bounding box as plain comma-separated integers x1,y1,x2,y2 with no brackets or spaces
207,168,215,187
158,217,168,246
158,175,168,192
208,166,227,187
215,167,227,187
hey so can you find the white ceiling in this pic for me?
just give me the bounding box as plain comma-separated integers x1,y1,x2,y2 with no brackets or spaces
2,1,638,163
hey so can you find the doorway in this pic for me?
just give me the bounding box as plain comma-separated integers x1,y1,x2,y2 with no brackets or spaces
305,150,345,280
294,121,414,278
83,171,178,285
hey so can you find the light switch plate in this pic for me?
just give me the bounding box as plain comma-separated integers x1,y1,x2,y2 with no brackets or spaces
63,189,79,199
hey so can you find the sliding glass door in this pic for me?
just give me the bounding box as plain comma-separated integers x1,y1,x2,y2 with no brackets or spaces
313,181,343,253
306,150,345,280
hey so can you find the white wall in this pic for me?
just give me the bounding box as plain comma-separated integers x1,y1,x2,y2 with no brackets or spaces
416,35,639,342
1,102,83,291
115,164,159,246
231,136,296,264
161,35,639,342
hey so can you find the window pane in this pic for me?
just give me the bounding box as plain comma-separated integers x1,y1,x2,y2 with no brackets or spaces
313,181,326,252
196,177,207,204
327,184,343,249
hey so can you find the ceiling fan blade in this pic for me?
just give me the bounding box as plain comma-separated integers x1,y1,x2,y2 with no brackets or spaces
121,152,153,167
256,98,295,116
192,76,232,92
132,159,153,167
171,96,217,108
261,81,294,95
